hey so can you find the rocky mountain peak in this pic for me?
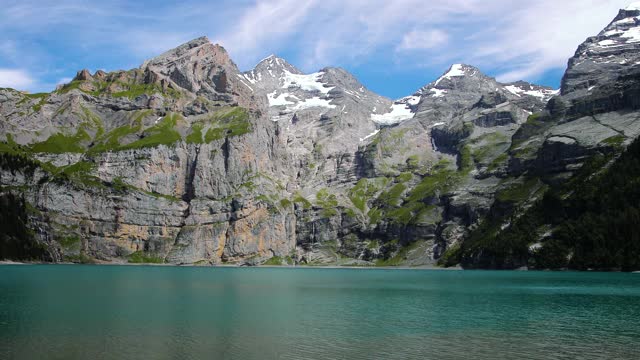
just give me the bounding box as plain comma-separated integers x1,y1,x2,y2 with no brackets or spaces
135,36,260,107
74,69,93,81
430,64,481,86
561,3,640,97
316,67,367,93
254,54,299,72
417,63,493,97
241,55,304,90
141,36,234,71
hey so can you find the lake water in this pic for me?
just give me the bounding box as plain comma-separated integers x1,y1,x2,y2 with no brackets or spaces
1,265,639,359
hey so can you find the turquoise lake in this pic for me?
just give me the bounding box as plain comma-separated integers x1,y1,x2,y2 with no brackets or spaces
1,265,639,359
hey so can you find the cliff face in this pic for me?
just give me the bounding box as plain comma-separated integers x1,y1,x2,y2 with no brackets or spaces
1,7,640,268
0,37,296,265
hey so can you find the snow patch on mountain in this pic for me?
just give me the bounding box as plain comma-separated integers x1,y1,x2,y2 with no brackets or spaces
293,97,336,110
236,75,254,90
623,26,640,42
266,92,336,120
267,91,295,106
371,101,414,125
505,84,559,101
430,88,447,97
282,71,334,94
434,64,467,86
267,91,335,110
359,129,380,142
598,39,618,46
402,95,421,105
613,17,638,26
589,7,640,51
241,73,257,84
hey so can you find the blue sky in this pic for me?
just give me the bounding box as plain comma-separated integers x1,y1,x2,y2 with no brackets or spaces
0,0,632,99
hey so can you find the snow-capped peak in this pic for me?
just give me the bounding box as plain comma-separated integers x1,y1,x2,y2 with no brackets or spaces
245,55,335,95
262,70,336,116
245,59,337,116
255,54,295,71
443,64,466,78
588,5,640,50
258,54,277,63
434,64,475,86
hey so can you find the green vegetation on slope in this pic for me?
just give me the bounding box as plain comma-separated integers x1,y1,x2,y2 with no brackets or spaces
119,113,182,150
17,92,49,112
457,137,640,271
204,107,252,142
87,110,150,153
354,158,465,227
30,128,91,153
407,160,460,202
348,178,390,212
58,77,180,100
316,188,339,218
112,83,180,99
127,251,165,264
186,123,205,144
263,256,295,266
293,193,312,209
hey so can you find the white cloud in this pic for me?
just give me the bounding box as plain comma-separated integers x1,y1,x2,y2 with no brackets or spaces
0,69,34,89
0,0,633,94
218,0,319,60
220,0,630,81
220,0,480,69
397,29,449,51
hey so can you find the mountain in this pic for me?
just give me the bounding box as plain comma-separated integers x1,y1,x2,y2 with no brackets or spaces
239,55,388,188
454,4,640,270
1,5,639,269
562,4,640,98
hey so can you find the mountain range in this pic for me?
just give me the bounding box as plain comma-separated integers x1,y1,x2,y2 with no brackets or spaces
1,4,640,270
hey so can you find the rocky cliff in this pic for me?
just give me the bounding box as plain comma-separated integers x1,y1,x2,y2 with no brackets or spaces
1,6,639,269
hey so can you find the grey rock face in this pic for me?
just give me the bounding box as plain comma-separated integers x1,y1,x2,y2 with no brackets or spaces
562,8,640,97
507,6,640,182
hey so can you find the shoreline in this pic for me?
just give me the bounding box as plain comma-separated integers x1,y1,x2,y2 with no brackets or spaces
0,260,461,271
2,260,639,272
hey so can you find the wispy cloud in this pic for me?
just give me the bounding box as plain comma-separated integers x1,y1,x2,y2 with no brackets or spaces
219,0,629,81
459,0,629,82
397,29,449,51
0,69,34,89
219,0,480,69
0,0,631,94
